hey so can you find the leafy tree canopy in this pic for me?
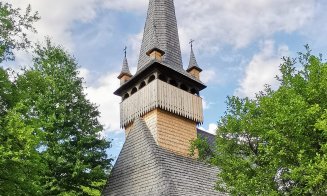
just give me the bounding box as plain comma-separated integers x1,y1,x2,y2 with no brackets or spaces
0,2,39,62
213,46,327,195
0,39,112,195
189,134,214,163
0,3,111,195
30,40,112,195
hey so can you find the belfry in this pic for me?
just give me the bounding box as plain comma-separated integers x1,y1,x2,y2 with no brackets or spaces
103,0,224,195
114,0,205,157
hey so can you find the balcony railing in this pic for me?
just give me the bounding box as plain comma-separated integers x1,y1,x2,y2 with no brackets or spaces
120,79,203,127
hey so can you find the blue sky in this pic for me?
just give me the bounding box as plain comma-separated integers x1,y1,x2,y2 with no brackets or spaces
4,0,327,162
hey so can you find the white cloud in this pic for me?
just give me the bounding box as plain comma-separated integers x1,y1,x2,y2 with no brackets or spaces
4,0,145,52
102,0,147,12
175,0,315,52
5,0,316,67
78,68,90,81
301,1,327,49
125,0,315,69
4,0,103,51
84,71,122,135
202,98,209,110
235,40,289,98
200,68,227,85
200,123,217,135
207,123,218,135
2,49,33,70
201,69,216,84
202,97,215,110
127,32,143,70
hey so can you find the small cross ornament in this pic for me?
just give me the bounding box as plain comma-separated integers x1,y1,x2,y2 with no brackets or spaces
123,46,127,57
189,39,195,48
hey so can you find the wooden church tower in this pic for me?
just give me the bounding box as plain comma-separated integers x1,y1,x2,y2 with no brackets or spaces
104,0,225,195
114,0,206,156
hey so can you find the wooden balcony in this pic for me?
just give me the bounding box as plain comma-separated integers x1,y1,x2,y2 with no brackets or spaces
120,79,203,127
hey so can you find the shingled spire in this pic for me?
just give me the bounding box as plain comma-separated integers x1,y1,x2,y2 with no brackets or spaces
187,40,202,80
137,0,183,71
118,47,132,85
146,21,165,62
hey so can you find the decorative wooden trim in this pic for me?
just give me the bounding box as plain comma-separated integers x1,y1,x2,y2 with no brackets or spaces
120,79,203,127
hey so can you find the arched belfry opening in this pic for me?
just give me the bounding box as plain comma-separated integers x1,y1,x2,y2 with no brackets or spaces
158,74,168,82
148,75,156,83
139,81,146,89
123,93,129,100
131,87,137,95
169,79,178,87
180,84,188,92
190,88,199,96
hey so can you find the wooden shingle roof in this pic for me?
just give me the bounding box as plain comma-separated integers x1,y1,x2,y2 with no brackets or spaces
137,0,183,72
187,46,203,72
102,118,225,196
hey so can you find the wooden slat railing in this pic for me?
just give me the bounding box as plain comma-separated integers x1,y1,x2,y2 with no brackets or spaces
120,79,203,127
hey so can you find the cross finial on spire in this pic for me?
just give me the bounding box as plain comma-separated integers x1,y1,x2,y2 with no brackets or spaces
123,46,127,58
187,39,202,74
189,39,195,49
118,46,132,81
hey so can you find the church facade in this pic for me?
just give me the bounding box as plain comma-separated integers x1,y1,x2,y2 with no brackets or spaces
102,0,225,195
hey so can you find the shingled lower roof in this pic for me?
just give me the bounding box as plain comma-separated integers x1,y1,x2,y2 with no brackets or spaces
102,118,225,196
197,128,216,148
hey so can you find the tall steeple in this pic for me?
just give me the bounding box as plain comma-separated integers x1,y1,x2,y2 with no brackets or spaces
137,0,183,71
115,0,206,157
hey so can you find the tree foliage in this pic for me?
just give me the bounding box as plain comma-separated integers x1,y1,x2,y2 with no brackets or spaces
0,67,45,195
31,40,112,195
1,40,112,196
0,3,43,193
189,134,214,162
0,67,14,116
0,3,111,195
0,2,39,62
214,46,327,195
